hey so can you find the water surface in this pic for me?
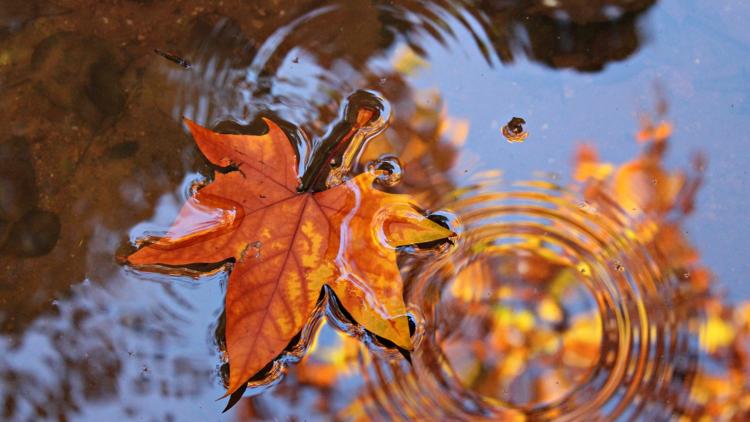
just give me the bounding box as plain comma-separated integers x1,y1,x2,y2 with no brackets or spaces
1,0,749,420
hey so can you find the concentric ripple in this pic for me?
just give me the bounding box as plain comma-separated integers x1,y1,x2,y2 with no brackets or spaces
361,177,703,421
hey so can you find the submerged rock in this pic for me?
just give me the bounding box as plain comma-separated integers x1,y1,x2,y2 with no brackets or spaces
0,1,69,39
104,140,139,160
4,209,61,257
0,137,37,222
31,32,126,127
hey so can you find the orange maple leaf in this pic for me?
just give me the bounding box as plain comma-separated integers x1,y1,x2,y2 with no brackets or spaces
127,117,453,395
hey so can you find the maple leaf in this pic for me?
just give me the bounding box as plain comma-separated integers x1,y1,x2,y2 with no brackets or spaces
127,117,453,395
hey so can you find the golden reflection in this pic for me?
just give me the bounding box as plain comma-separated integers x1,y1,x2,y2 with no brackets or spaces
237,107,750,421
386,110,743,420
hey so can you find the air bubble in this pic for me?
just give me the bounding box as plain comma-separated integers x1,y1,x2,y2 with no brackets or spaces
367,155,403,187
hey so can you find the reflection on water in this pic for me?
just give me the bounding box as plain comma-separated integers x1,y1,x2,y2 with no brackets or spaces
379,130,706,419
1,0,749,420
148,0,661,136
0,275,222,420
242,114,738,420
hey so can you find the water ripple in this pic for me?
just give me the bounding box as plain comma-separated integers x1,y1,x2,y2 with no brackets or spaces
362,177,702,420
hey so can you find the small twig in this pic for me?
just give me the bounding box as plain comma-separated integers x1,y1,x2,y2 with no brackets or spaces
154,49,192,69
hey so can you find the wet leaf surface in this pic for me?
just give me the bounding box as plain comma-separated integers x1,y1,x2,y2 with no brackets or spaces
127,117,452,396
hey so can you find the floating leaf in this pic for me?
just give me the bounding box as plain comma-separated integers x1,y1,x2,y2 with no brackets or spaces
127,117,453,396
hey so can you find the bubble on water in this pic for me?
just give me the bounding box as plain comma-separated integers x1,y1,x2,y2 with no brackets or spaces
502,117,529,143
367,155,403,187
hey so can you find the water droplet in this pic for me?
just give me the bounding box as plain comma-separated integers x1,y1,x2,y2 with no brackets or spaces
577,201,598,214
502,117,529,143
367,155,403,187
325,167,345,189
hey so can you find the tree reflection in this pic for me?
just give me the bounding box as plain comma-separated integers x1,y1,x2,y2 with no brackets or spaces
0,271,223,420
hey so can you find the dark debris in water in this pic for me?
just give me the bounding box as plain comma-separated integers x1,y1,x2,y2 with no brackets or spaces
153,48,192,69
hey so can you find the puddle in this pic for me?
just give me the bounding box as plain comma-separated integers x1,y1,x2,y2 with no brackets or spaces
1,0,749,420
